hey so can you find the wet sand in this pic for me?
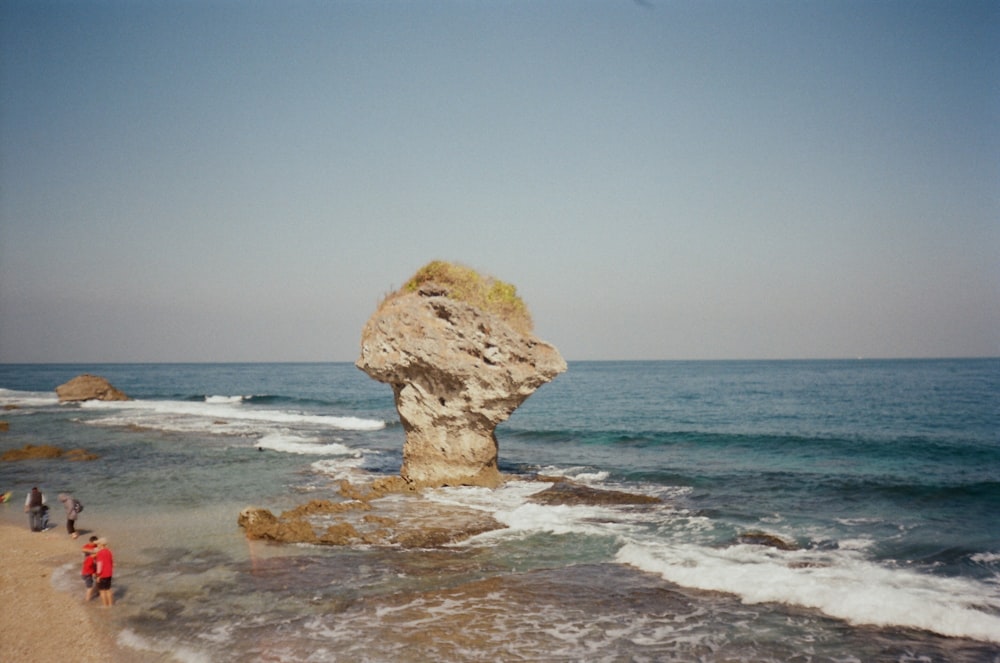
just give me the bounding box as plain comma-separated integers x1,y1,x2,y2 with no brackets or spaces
0,522,123,662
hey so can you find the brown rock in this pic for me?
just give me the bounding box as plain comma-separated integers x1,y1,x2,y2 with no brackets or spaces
529,479,661,506
281,499,371,519
237,508,320,544
357,263,566,488
0,444,99,462
1,444,64,461
238,485,506,548
0,421,8,432
55,374,129,402
318,522,360,545
237,507,279,533
63,448,100,462
735,530,799,551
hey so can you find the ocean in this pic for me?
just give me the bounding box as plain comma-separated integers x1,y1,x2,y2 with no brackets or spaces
1,359,998,662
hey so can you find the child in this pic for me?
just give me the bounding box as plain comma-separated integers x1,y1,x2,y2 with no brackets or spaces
81,537,99,602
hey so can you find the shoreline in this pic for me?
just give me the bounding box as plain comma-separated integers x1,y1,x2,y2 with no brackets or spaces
0,521,126,662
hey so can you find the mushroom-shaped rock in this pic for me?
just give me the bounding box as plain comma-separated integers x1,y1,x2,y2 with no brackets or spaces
356,261,566,488
55,374,129,402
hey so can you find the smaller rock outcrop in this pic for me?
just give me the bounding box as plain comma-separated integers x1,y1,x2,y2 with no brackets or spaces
1,444,99,462
734,530,799,551
529,477,661,506
238,480,505,548
56,374,129,402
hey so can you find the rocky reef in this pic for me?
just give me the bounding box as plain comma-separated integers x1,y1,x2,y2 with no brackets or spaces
239,479,504,548
238,477,661,548
356,261,566,488
1,444,99,462
55,374,129,402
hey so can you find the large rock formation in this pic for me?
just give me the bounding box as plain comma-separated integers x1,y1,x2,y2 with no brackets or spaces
357,262,566,488
55,374,129,402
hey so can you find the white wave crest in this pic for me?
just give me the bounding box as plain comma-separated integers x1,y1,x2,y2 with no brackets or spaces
0,387,59,408
616,540,1000,644
536,465,610,484
310,456,370,481
427,482,551,514
427,482,634,542
256,433,360,456
78,397,385,432
204,395,246,404
117,628,212,663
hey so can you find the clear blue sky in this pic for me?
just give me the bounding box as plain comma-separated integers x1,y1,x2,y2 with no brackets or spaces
1,0,997,362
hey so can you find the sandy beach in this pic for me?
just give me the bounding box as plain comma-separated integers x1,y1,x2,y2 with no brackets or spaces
0,522,123,663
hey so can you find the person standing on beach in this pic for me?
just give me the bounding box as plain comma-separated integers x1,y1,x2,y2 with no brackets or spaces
58,493,82,539
81,537,98,602
23,486,45,531
94,538,114,607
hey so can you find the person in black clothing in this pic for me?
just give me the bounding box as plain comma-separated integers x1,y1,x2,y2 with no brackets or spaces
24,486,46,531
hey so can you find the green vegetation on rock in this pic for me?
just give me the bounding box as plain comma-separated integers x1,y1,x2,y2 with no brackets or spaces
397,260,534,333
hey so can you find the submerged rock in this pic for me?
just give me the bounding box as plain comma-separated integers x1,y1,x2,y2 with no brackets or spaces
356,261,566,488
55,374,129,402
529,478,661,507
1,444,99,462
734,530,799,551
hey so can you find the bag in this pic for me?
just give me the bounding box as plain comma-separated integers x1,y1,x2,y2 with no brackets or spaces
73,499,83,513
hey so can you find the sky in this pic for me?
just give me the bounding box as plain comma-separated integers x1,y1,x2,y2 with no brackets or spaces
1,0,997,362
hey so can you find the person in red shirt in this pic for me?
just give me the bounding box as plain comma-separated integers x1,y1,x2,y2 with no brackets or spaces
81,537,99,602
94,538,114,607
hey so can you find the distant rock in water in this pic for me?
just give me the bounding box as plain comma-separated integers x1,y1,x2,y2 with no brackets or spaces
1,444,99,462
55,374,129,402
734,530,799,551
356,261,567,488
529,477,661,506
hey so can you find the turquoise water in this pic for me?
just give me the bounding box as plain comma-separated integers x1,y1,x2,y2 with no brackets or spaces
1,360,998,661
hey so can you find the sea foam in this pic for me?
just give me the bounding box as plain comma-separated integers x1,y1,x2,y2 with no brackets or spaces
204,395,247,404
256,432,359,456
431,478,1000,644
117,628,212,663
78,397,385,432
616,540,1000,644
0,387,59,408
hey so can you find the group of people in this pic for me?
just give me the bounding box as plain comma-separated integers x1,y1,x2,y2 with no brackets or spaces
22,486,115,607
80,535,115,607
23,486,82,536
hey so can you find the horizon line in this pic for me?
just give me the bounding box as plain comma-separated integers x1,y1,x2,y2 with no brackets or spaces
1,356,998,366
